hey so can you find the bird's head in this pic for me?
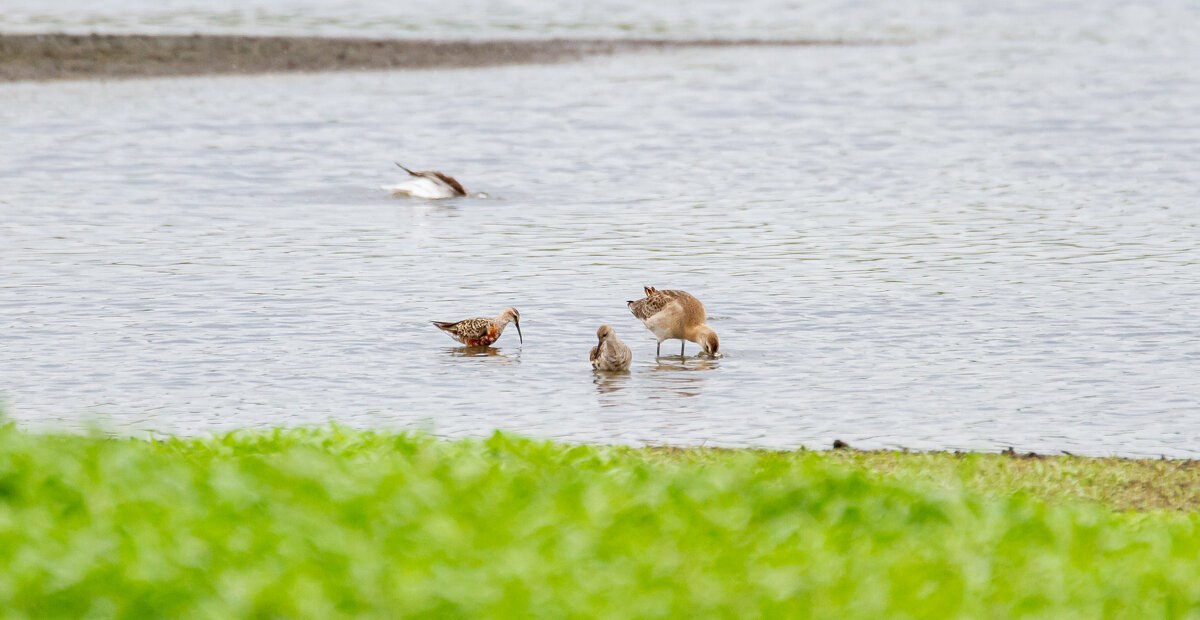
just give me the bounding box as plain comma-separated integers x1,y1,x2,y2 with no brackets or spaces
501,307,522,343
697,326,719,356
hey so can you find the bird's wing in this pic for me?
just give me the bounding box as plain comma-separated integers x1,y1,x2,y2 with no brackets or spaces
434,318,490,340
616,340,632,368
429,172,466,196
627,289,674,320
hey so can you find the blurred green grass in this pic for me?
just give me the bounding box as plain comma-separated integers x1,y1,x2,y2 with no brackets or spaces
0,424,1198,618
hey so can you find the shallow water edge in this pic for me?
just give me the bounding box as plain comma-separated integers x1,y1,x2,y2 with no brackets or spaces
6,422,1200,512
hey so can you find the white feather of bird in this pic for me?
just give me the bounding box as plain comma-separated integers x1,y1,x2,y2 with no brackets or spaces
381,176,460,199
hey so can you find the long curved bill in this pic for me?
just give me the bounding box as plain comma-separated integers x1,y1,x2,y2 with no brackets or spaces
515,321,523,344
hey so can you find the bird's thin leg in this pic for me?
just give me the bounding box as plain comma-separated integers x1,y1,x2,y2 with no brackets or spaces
656,341,661,357
680,340,685,357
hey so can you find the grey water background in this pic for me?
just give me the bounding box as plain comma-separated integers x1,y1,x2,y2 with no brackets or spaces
2,0,1199,456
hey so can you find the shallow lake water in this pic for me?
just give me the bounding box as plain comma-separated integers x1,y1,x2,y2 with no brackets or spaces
2,0,1199,456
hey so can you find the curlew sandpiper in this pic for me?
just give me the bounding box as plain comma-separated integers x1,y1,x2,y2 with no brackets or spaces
589,325,632,371
627,287,719,357
382,163,467,199
432,307,521,347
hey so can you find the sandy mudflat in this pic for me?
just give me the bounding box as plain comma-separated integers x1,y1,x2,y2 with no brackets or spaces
0,33,871,81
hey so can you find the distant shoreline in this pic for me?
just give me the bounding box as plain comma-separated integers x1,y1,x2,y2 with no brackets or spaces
0,33,887,81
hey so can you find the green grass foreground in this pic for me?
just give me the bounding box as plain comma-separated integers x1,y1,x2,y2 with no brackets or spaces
1,425,1199,618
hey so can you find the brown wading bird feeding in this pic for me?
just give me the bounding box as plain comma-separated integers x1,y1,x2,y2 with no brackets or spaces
381,163,467,199
627,287,719,357
432,308,522,347
589,325,632,371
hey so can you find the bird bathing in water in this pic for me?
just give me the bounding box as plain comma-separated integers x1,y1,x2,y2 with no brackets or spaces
382,163,467,199
627,287,719,357
589,325,632,371
432,307,522,347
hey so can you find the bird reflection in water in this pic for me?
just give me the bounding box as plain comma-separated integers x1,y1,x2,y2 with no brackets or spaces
650,356,720,372
646,355,719,398
593,369,632,395
415,202,461,216
444,346,520,364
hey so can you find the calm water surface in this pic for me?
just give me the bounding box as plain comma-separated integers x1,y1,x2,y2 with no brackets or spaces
2,1,1199,456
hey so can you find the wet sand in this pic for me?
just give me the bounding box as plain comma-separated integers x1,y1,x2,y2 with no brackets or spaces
0,33,873,81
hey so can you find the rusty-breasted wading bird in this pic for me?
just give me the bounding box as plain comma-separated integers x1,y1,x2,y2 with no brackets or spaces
382,163,467,199
589,325,632,371
432,307,522,347
627,287,719,357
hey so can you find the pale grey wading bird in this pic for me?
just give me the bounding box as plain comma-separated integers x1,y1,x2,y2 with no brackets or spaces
589,325,632,371
627,287,719,357
382,163,467,199
431,308,522,347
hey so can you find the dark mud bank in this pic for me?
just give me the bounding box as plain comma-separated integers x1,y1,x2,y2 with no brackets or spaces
0,33,883,81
